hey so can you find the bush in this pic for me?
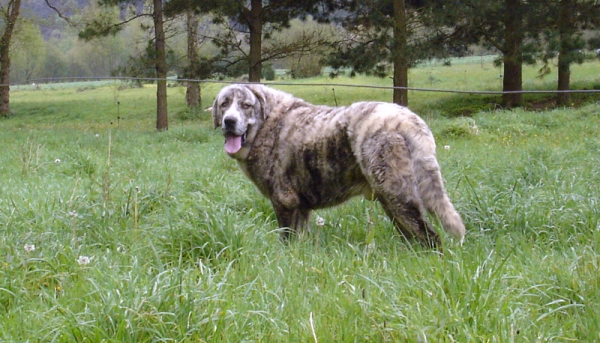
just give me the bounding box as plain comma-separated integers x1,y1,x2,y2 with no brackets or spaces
262,63,276,81
438,117,481,138
290,55,322,79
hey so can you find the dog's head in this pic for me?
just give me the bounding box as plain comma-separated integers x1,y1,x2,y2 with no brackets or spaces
212,85,269,158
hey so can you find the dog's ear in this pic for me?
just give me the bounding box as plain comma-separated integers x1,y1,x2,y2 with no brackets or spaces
247,85,270,120
211,95,221,129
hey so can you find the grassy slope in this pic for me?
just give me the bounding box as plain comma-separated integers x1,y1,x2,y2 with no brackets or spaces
1,60,599,341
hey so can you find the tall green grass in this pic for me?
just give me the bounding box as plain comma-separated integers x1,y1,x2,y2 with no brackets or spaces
1,59,599,341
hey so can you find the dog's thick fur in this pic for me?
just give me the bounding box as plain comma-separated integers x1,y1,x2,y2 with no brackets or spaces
212,84,465,247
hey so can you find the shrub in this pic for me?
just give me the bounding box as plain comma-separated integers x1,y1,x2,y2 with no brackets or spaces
262,63,276,81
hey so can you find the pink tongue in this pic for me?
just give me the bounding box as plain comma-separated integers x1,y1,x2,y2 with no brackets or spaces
224,135,242,154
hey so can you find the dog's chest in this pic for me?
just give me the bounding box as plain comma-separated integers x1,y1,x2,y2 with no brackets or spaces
240,126,368,208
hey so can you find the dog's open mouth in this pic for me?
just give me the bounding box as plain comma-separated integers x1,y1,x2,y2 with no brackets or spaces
224,132,246,154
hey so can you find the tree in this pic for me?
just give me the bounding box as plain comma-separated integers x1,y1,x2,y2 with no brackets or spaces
556,0,577,106
0,0,22,117
535,0,600,106
166,0,335,82
392,0,409,105
80,0,169,131
153,0,168,131
277,17,337,78
426,0,548,108
501,0,525,107
10,19,45,84
1,0,133,116
325,0,460,106
41,41,69,79
185,6,200,108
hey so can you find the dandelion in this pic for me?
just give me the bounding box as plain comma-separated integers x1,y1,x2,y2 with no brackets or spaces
95,134,100,138
24,244,36,252
444,145,451,150
77,256,91,266
315,215,325,226
55,158,61,164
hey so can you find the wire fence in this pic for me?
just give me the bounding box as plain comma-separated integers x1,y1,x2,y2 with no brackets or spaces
7,75,600,95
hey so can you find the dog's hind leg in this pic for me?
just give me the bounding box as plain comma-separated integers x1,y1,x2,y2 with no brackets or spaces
377,195,440,248
359,133,440,248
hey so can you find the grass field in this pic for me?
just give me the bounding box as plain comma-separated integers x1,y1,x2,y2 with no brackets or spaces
1,59,600,342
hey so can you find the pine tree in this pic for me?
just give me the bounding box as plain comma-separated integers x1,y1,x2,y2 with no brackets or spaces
425,0,544,108
533,0,600,106
325,0,467,106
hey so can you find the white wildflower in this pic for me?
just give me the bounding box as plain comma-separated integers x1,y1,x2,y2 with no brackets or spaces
315,215,325,226
444,145,451,150
77,256,91,266
24,244,36,252
365,240,376,254
55,158,61,164
68,210,78,218
95,134,100,138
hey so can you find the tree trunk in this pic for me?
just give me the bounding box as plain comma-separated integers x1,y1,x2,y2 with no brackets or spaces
154,0,168,131
0,0,22,117
556,44,571,107
557,0,574,107
392,0,409,106
501,0,523,108
186,7,200,108
248,0,262,82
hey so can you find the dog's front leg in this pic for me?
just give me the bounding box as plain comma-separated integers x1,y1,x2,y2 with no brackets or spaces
272,202,310,240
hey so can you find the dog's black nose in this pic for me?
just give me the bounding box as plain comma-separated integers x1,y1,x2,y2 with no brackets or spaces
223,117,237,130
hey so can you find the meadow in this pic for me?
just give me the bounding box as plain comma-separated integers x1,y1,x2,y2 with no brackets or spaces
1,58,599,342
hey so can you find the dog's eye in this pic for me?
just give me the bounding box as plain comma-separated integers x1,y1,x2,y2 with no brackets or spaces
241,102,252,109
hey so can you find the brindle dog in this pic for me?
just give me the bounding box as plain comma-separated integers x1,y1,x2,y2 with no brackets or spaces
212,84,465,247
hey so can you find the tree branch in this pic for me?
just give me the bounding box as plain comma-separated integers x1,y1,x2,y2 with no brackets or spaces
43,0,76,27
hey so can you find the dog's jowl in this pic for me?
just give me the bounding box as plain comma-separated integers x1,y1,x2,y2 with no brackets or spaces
212,84,465,248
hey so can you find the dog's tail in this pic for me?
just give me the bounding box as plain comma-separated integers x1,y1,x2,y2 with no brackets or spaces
389,106,465,241
412,153,465,242
349,103,465,241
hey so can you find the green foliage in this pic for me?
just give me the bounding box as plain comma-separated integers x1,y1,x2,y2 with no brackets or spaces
290,55,322,79
325,0,469,80
78,4,123,41
10,20,46,84
261,62,276,81
437,117,481,138
1,59,600,341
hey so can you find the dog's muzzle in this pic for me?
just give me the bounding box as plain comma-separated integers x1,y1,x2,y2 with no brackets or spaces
222,116,247,154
